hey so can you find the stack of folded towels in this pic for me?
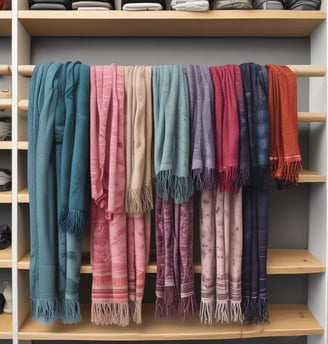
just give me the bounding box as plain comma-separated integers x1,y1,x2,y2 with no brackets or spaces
121,0,165,10
252,0,320,9
169,0,210,11
28,0,72,9
210,0,251,9
72,0,115,10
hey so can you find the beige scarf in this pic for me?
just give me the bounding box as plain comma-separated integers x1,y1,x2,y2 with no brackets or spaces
124,65,153,215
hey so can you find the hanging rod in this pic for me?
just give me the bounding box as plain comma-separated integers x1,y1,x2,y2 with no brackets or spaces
18,64,326,77
0,65,11,76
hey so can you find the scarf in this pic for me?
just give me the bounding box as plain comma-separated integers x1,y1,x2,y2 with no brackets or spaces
28,61,90,324
240,63,270,324
186,64,216,191
209,65,240,192
90,65,129,326
124,65,153,214
152,64,194,204
200,187,243,324
124,65,153,323
155,196,196,319
266,64,302,188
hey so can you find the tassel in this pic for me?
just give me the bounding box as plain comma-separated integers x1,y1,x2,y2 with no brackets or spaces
215,300,229,323
32,298,59,324
91,302,129,327
192,168,217,191
179,294,197,320
155,296,165,318
59,208,85,236
200,300,214,325
63,296,81,324
163,286,178,318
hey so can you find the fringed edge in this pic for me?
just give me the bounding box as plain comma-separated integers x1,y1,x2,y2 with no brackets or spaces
270,159,302,187
242,296,269,324
59,208,85,236
179,294,197,320
31,297,60,324
164,285,179,318
156,171,194,203
238,166,251,186
218,167,239,193
91,302,129,327
192,168,217,191
155,296,165,318
129,299,143,324
126,184,153,215
215,300,229,323
230,300,243,323
63,296,82,324
200,299,214,325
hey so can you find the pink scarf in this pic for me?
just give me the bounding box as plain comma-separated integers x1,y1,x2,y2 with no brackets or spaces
90,65,129,326
200,187,243,324
209,65,241,192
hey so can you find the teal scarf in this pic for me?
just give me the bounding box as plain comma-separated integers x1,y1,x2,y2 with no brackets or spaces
28,61,90,324
152,65,193,203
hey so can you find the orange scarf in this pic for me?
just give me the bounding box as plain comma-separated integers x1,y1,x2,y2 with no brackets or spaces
266,65,302,187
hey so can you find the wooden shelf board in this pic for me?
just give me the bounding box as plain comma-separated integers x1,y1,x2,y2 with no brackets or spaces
19,10,325,37
0,141,12,150
18,248,325,275
18,188,29,203
0,98,11,111
0,245,12,268
0,313,13,339
18,303,322,340
0,11,11,37
0,191,12,203
18,141,28,150
298,169,326,183
0,64,11,75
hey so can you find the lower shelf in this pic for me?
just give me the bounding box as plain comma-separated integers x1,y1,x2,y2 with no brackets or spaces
0,313,12,339
18,303,322,341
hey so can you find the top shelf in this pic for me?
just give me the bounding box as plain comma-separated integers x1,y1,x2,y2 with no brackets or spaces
18,10,325,37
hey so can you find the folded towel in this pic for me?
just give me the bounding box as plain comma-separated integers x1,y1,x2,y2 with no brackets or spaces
72,0,114,9
285,0,321,9
211,0,251,8
122,0,165,8
171,0,210,10
252,0,283,8
29,0,72,9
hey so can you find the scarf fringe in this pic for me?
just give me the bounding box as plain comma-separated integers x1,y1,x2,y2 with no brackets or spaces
129,299,143,324
31,297,60,324
200,300,214,325
243,296,269,324
91,302,129,327
230,300,243,323
179,294,197,320
192,168,217,191
156,170,194,203
270,159,302,186
63,296,81,324
215,300,229,323
126,184,153,215
164,285,178,317
59,208,85,236
155,296,165,318
238,167,251,186
218,166,238,192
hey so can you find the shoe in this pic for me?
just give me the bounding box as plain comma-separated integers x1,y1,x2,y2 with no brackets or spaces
0,225,11,250
0,89,11,113
0,169,11,191
0,281,12,313
252,0,284,8
0,117,11,141
0,293,4,314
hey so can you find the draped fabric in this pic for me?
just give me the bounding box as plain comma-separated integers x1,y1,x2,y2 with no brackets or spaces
209,65,241,192
90,65,129,326
186,64,217,191
240,63,270,324
155,196,196,319
152,64,194,204
266,64,302,188
28,61,90,324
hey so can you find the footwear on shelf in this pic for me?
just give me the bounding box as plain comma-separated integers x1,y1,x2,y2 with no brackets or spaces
0,281,12,313
0,117,11,141
0,169,11,191
0,224,11,250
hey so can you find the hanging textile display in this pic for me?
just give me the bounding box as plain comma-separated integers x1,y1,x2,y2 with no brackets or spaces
240,62,270,324
124,65,153,323
28,61,90,324
90,64,129,326
266,64,302,188
185,64,217,191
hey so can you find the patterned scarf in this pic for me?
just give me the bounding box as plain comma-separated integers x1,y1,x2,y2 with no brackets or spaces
90,65,129,326
28,61,90,324
266,64,302,188
152,64,194,204
240,63,270,324
200,187,243,324
124,65,153,323
155,196,196,320
186,64,216,191
209,65,241,192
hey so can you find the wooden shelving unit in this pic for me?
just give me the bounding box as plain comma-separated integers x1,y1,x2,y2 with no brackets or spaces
0,313,13,339
18,10,325,37
0,191,12,203
0,245,12,268
0,11,11,37
18,303,322,341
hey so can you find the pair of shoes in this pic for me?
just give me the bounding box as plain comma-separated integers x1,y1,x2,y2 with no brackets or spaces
0,225,11,250
0,281,12,314
0,117,11,141
0,169,11,191
253,0,320,8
